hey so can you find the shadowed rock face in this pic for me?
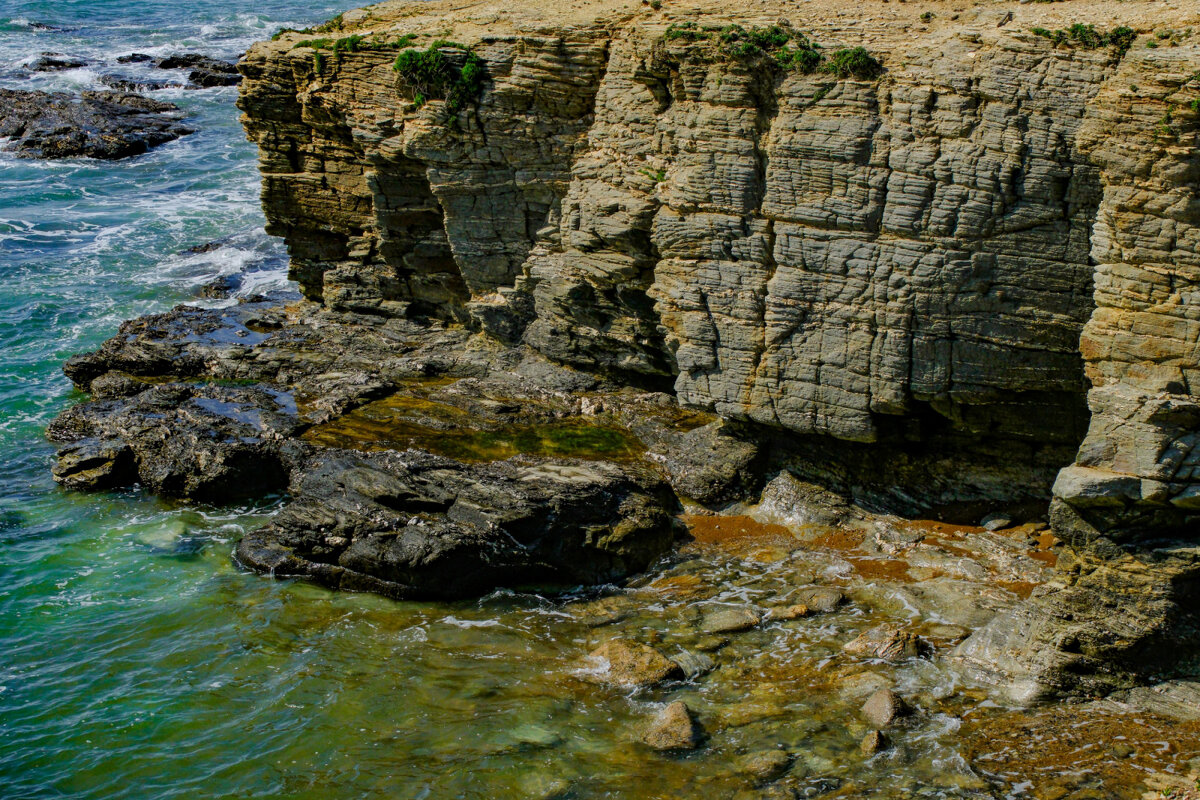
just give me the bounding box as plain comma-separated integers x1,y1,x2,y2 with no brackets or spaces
0,89,193,159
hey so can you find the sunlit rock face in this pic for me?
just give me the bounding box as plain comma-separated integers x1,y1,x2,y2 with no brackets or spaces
238,2,1198,533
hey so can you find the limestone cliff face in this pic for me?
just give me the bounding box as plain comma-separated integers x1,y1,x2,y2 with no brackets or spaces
238,0,1200,531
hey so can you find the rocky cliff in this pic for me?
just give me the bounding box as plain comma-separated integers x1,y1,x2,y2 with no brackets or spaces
229,0,1200,699
239,0,1200,532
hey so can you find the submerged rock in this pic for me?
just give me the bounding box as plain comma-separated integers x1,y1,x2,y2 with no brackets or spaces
236,450,678,599
699,606,762,634
587,639,684,688
28,52,87,71
738,750,792,782
0,89,192,159
844,626,927,661
641,701,703,750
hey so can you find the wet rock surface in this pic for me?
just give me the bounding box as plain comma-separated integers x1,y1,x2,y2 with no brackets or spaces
0,88,192,159
586,639,683,688
641,701,704,750
236,449,677,599
153,53,241,87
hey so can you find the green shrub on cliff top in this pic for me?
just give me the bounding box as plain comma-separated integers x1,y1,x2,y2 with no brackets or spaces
662,23,877,79
821,47,882,79
394,43,486,112
1031,24,1137,57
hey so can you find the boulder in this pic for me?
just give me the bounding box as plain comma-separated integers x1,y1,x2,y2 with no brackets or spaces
860,689,909,727
236,450,678,599
589,639,683,688
844,626,927,661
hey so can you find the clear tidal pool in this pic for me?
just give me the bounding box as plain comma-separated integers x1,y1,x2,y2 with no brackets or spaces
2,3,1198,799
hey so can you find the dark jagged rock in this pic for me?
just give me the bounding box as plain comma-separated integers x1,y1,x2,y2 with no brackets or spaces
47,382,302,500
0,89,192,159
29,52,87,71
153,53,241,87
235,449,678,598
117,53,154,64
99,75,175,93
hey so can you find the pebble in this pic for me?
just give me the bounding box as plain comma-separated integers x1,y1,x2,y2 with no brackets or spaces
642,701,704,751
861,688,909,727
700,606,762,634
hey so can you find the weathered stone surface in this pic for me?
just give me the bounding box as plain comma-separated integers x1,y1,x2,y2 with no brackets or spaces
955,543,1200,702
860,688,909,728
45,0,1200,701
844,626,926,661
237,450,678,598
588,639,684,688
0,89,193,159
641,700,703,750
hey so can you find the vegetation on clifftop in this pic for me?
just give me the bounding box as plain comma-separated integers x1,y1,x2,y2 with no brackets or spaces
1030,23,1137,57
663,22,881,79
393,41,486,112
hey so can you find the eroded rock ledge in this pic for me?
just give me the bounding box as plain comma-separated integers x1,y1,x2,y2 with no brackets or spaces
50,0,1200,701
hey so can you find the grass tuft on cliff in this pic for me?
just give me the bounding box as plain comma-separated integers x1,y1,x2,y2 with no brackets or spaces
663,23,878,79
394,44,486,113
1030,24,1137,57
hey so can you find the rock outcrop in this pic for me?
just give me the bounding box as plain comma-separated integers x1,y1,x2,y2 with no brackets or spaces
0,89,193,159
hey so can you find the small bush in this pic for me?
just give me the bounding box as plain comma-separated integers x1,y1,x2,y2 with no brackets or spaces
1031,24,1137,57
664,22,710,42
920,12,934,22
312,13,345,34
394,44,486,112
661,23,879,80
821,47,882,79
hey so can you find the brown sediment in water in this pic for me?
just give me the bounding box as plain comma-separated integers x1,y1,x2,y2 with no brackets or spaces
960,705,1200,799
809,528,868,551
682,513,796,545
846,557,912,582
